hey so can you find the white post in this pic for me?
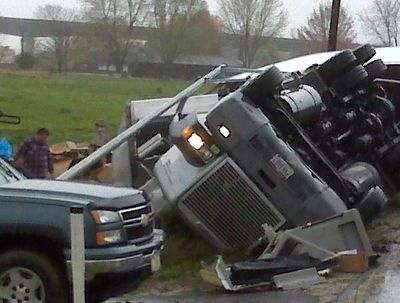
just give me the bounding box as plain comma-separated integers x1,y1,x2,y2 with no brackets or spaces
70,206,86,303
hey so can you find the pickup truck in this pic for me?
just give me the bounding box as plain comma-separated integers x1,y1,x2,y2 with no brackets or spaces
0,157,163,303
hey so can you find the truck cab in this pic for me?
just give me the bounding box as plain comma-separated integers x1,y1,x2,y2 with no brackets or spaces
109,45,398,253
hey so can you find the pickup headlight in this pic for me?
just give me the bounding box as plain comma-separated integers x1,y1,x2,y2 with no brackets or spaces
91,210,125,246
96,230,124,246
91,210,121,224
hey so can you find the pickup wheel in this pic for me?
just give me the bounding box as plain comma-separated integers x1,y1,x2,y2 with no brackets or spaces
0,250,68,303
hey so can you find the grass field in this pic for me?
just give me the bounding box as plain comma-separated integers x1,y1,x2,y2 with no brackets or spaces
0,70,189,146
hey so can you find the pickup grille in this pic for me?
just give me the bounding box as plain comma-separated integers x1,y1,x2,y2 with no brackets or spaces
178,158,285,250
119,202,154,244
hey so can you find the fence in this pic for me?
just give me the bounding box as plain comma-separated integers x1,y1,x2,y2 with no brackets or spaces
129,62,217,80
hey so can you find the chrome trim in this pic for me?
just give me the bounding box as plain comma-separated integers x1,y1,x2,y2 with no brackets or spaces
118,202,154,242
124,221,153,228
128,234,154,244
120,204,148,214
66,229,164,281
123,214,154,226
178,157,286,250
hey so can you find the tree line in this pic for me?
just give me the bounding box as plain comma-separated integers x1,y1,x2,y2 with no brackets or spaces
30,0,400,72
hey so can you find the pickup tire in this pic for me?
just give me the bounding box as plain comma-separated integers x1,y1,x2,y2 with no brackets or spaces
0,250,68,303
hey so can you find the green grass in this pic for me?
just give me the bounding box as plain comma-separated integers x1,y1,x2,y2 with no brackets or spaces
0,70,189,146
138,215,218,290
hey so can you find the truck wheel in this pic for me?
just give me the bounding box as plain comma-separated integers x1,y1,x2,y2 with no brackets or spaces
353,44,376,65
332,65,369,95
0,250,68,303
318,50,357,84
242,65,284,106
365,59,388,80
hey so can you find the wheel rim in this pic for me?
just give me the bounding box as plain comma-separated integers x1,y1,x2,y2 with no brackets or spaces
0,267,46,303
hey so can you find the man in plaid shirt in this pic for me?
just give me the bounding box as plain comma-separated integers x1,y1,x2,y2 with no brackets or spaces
15,128,54,179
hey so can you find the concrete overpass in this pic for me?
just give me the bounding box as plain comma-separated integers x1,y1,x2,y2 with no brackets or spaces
0,16,155,54
0,16,317,63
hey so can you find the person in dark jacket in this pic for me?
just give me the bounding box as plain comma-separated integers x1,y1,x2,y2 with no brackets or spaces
15,128,54,179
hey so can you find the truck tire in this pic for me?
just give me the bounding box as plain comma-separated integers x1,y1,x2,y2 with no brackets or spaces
242,65,284,107
318,50,357,84
0,250,68,303
365,59,388,80
332,65,369,95
353,44,376,65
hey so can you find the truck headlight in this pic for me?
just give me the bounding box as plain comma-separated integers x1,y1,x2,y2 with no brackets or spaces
219,125,231,138
171,114,221,166
187,133,205,150
96,230,124,246
91,210,121,224
185,130,215,161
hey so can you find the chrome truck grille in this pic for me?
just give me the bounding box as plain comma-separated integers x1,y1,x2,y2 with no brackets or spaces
178,158,285,250
119,202,154,244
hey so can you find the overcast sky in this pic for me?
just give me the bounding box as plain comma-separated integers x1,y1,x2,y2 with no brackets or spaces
0,0,372,50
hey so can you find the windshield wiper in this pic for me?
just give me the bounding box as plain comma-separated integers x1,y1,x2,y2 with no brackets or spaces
0,160,19,180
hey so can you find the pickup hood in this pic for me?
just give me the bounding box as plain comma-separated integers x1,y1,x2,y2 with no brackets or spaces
0,180,146,210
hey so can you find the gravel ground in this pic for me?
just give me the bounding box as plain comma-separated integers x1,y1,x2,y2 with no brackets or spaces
108,204,400,303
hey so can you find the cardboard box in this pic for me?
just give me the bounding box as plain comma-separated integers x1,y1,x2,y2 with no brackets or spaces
50,141,112,184
53,158,73,177
50,141,77,154
337,250,369,273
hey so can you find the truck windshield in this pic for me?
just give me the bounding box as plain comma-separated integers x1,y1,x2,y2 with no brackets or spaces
0,159,25,185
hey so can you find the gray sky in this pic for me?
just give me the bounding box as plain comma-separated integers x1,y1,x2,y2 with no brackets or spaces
0,0,372,50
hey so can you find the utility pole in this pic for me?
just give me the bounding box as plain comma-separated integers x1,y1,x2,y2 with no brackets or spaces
328,0,341,51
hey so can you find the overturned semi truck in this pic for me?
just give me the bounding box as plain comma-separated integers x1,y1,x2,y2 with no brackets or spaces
60,44,400,253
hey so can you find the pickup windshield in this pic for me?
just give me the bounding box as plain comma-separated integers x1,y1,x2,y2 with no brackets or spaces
0,158,25,185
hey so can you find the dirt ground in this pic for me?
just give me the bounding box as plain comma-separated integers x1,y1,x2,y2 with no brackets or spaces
108,203,400,303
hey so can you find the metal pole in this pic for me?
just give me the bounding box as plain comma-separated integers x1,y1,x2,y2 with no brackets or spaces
21,36,24,55
328,0,341,51
58,64,226,181
70,206,85,303
222,67,264,74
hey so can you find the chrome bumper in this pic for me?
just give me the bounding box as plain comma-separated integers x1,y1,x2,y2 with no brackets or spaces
66,229,164,281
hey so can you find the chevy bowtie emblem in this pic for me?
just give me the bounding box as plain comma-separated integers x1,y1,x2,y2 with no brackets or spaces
140,214,151,226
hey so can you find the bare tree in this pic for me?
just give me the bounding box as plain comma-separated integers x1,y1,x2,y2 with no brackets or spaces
35,5,77,72
217,0,287,68
82,0,147,73
151,0,209,64
296,2,356,53
360,0,400,46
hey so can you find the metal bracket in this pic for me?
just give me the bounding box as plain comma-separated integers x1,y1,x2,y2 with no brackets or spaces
259,209,373,260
